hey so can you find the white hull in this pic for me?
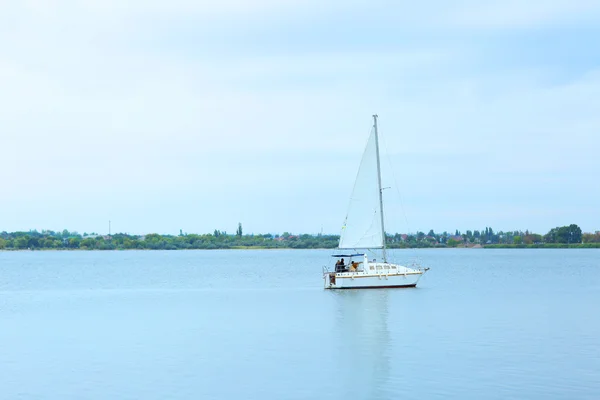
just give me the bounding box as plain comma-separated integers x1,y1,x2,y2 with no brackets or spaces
323,261,425,289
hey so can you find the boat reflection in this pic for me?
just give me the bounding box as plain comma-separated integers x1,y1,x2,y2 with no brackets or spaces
331,289,392,399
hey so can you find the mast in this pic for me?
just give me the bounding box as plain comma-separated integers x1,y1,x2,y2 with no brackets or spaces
373,114,387,263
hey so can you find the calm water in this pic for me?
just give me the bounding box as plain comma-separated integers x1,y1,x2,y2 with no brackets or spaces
1,249,599,399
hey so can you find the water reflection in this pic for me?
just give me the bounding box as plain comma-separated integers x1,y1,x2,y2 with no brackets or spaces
332,289,392,400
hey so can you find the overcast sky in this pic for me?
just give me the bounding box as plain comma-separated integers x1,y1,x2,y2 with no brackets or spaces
1,0,599,236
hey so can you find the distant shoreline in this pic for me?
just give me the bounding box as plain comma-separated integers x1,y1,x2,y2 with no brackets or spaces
2,243,599,252
2,224,598,251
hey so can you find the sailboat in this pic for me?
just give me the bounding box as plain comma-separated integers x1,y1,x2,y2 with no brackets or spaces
323,114,429,289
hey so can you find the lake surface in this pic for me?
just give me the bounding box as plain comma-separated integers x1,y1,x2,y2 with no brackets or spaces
1,249,599,399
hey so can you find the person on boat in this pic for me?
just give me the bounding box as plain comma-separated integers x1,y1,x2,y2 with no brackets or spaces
341,258,348,272
350,260,362,271
335,259,342,272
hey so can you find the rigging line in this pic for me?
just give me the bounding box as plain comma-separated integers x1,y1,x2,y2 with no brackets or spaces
378,118,420,266
378,118,411,236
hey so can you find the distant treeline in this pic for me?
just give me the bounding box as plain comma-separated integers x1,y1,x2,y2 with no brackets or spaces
1,223,599,250
0,228,339,250
388,224,600,248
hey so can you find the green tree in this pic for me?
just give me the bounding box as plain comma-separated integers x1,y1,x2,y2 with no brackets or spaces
567,224,582,243
532,234,542,244
16,236,29,249
27,236,39,248
438,232,446,244
236,223,243,237
81,238,96,249
447,238,459,247
583,232,600,243
123,238,139,249
545,224,582,244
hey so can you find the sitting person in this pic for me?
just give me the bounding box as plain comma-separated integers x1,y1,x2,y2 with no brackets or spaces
335,258,347,272
349,260,363,271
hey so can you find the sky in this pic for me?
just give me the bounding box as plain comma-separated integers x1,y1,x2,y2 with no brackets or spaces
1,0,599,236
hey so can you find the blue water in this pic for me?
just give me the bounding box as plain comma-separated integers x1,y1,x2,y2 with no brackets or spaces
1,249,599,399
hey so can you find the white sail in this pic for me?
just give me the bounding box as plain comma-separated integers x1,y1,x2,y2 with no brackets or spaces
338,126,384,249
